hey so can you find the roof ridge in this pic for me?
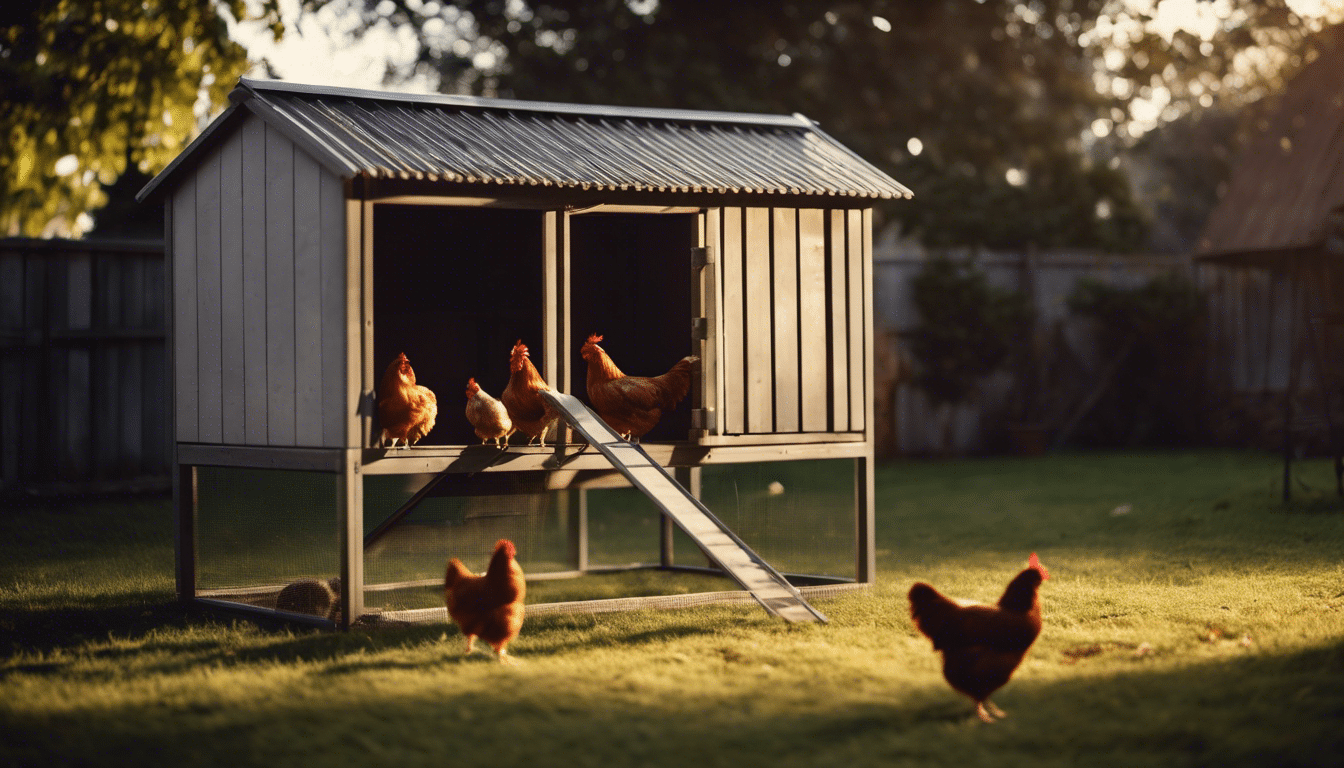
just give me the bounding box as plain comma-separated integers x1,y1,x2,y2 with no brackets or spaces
237,76,815,130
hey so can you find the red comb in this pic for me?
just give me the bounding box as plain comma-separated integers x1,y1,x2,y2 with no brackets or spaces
586,334,603,345
1029,552,1050,579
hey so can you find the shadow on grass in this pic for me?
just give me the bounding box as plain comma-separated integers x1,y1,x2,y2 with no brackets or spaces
4,639,1342,768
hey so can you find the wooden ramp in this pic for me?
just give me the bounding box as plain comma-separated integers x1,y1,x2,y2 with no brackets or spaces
541,390,827,623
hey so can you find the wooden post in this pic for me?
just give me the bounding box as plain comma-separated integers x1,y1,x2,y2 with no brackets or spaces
858,208,877,584
544,210,570,447
338,449,364,628
175,463,197,601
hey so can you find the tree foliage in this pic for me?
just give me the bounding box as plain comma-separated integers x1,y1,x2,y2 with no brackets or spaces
321,0,1337,251
906,255,1031,406
0,0,281,237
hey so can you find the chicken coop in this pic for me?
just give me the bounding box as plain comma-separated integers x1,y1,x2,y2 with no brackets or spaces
138,77,911,628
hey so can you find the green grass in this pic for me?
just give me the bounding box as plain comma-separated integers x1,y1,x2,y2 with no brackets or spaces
2,451,1343,767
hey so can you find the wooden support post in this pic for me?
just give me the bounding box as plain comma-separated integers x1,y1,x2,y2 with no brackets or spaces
858,208,877,584
339,449,364,629
573,487,589,572
670,466,702,568
175,461,197,602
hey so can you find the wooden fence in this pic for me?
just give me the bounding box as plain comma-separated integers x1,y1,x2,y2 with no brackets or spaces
0,237,169,497
871,237,1192,455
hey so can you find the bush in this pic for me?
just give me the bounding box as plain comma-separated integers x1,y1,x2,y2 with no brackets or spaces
906,255,1031,407
1065,272,1207,446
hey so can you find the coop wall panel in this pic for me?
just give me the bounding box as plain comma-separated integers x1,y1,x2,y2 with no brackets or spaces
170,116,348,449
712,206,871,436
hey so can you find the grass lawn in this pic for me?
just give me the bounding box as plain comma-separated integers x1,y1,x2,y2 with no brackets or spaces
2,450,1343,767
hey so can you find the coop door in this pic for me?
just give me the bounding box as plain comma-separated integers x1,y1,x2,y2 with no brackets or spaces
713,208,865,436
567,211,700,442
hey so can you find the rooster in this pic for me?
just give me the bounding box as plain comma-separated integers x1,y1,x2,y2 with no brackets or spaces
377,353,437,448
908,553,1050,723
500,340,558,447
444,539,526,663
465,378,513,447
580,334,698,442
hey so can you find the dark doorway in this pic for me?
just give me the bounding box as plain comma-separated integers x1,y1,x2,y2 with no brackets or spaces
373,205,545,446
569,212,698,443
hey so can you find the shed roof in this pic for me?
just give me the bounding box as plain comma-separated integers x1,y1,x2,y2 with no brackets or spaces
138,77,912,203
1196,31,1344,266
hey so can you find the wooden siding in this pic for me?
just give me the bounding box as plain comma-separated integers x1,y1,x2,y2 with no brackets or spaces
715,207,868,435
0,240,168,494
170,116,347,448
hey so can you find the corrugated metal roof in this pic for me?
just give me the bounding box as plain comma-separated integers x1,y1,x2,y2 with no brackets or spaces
139,77,912,202
1197,35,1344,263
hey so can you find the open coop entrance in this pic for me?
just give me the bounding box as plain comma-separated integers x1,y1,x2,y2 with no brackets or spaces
371,204,546,446
569,211,698,443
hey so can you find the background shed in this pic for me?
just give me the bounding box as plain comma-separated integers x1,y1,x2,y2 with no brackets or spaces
139,78,911,627
1195,32,1344,497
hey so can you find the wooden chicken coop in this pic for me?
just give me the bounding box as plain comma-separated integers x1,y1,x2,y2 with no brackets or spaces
138,77,911,628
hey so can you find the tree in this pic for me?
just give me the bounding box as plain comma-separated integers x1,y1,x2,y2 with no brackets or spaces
307,0,1338,251
0,0,281,237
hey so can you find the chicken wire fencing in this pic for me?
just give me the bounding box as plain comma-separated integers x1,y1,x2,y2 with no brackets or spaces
193,466,342,620
190,458,858,622
363,458,859,616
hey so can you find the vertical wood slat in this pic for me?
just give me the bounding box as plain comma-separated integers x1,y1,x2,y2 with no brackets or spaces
293,150,324,446
772,208,800,433
173,180,198,442
241,117,269,445
744,207,773,433
798,209,828,432
720,207,745,435
219,128,246,445
265,124,297,445
346,198,365,448
320,169,346,448
65,252,92,478
195,149,223,443
829,210,850,432
360,199,376,447
847,209,865,431
701,208,722,435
